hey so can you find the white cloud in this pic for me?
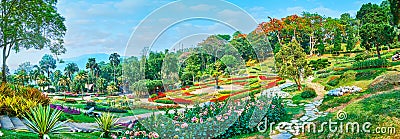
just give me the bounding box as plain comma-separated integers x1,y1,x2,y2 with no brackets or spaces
189,4,216,11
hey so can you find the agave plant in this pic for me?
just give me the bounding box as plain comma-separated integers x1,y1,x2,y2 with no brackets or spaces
23,105,68,139
95,112,120,138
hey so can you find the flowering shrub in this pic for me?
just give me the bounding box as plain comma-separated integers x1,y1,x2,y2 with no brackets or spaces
0,84,50,117
129,95,286,138
115,130,159,139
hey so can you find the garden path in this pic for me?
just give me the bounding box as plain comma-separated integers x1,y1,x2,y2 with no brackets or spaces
305,76,326,101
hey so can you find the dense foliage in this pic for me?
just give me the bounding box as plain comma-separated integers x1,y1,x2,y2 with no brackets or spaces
0,84,50,117
301,89,317,98
352,59,390,69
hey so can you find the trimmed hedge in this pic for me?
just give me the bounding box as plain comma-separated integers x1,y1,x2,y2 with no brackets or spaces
352,59,390,69
154,99,174,104
301,89,317,98
327,78,340,86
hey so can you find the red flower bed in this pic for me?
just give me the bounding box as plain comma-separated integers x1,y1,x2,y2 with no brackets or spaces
263,78,282,89
183,92,194,96
148,92,167,102
227,76,257,81
233,82,247,86
158,92,166,97
210,87,261,102
171,98,193,104
259,76,281,80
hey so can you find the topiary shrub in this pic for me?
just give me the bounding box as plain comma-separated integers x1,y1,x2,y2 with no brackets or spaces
327,78,340,86
301,90,317,98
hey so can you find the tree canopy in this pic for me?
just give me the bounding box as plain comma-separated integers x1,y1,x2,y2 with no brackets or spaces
0,0,66,83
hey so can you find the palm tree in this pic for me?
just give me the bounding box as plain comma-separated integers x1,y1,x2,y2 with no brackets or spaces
64,63,79,90
74,70,88,100
53,70,62,92
86,58,98,92
58,76,70,99
15,70,29,86
109,53,120,84
96,77,106,94
94,66,101,92
36,75,50,92
30,65,43,86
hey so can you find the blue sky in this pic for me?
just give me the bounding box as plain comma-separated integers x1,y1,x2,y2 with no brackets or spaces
6,0,383,71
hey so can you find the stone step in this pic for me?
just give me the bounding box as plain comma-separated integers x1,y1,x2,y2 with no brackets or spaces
21,119,35,132
0,115,15,130
10,117,28,131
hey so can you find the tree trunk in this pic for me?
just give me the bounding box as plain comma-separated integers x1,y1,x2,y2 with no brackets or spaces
47,71,50,93
81,85,84,100
376,45,381,59
215,76,219,89
2,46,7,83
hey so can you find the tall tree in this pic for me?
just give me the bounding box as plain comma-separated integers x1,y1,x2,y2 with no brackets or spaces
64,63,79,91
109,53,120,84
16,62,32,74
86,58,98,91
388,0,400,26
357,3,395,58
275,40,312,91
39,54,56,92
58,76,70,99
0,0,66,83
64,63,79,80
388,0,400,41
15,69,29,86
74,70,88,100
333,28,342,54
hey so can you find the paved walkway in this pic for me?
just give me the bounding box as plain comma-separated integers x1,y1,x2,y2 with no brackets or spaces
305,76,326,101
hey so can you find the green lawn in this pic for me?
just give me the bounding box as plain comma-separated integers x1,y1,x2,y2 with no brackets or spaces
304,90,400,138
0,129,105,139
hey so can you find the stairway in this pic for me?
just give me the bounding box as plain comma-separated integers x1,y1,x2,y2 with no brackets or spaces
0,115,29,131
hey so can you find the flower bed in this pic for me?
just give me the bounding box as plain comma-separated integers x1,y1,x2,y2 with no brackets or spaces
50,104,81,115
182,92,194,96
170,98,193,104
226,75,257,81
141,105,180,110
148,92,167,102
258,76,280,80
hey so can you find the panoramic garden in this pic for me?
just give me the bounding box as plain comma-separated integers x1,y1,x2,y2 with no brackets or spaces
0,0,399,139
